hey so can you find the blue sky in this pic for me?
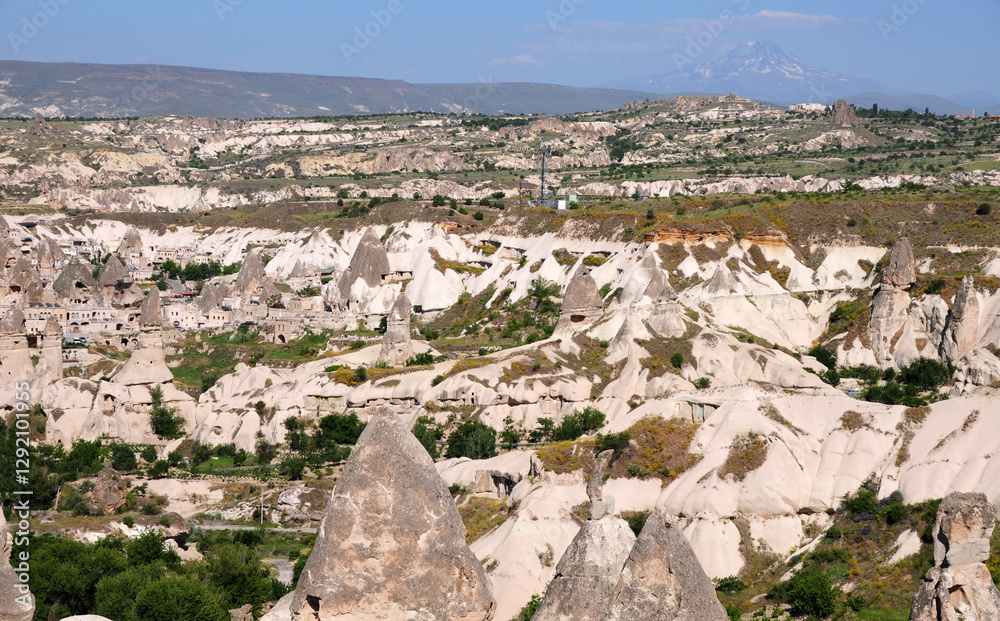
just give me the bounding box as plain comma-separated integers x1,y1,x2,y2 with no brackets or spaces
1,0,996,98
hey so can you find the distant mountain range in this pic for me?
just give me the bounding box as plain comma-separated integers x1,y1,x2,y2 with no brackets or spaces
606,40,993,116
0,61,659,119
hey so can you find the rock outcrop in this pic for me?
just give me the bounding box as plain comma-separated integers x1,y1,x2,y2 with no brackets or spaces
882,238,916,288
534,450,635,621
607,508,728,621
832,99,859,127
114,288,173,386
0,309,31,385
52,257,99,303
117,226,144,255
89,462,128,514
335,228,391,308
941,277,980,362
560,265,603,327
289,405,496,621
0,505,34,621
910,492,1000,621
377,294,413,367
869,238,916,363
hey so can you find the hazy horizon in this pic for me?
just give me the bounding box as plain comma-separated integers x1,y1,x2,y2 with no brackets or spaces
1,0,997,100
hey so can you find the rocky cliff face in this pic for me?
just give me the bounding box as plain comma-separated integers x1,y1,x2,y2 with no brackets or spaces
288,405,496,621
911,492,1000,621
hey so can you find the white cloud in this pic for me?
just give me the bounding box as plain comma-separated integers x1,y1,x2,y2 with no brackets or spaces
521,11,861,58
491,54,538,65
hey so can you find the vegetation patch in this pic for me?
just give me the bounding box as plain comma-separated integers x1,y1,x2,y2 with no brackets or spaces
458,497,517,543
606,417,700,481
719,433,769,482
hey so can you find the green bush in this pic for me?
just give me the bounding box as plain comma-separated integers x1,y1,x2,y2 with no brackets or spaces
670,352,684,368
768,567,838,618
694,377,711,390
134,576,228,621
513,594,542,621
623,511,649,536
808,345,838,369
111,445,138,472
715,575,747,595
406,352,436,367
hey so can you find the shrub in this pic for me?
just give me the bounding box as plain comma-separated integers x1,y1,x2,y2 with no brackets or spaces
473,211,484,221
768,567,838,618
977,202,993,216
513,594,542,621
622,511,650,536
670,352,684,368
431,374,444,387
808,345,837,369
594,432,631,454
715,576,747,595
694,377,711,389
140,446,158,462
445,421,497,460
406,352,436,367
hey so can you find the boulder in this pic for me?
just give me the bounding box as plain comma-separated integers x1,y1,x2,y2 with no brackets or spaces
89,462,127,514
289,405,496,621
0,506,34,621
607,508,728,621
881,238,916,288
229,604,254,621
911,492,1000,621
377,294,413,367
941,277,980,362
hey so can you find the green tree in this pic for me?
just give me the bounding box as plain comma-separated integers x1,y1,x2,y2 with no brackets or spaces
134,576,228,621
149,386,184,439
412,416,444,459
111,445,138,472
445,421,497,460
552,407,606,442
500,416,521,451
670,352,684,368
203,544,288,614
